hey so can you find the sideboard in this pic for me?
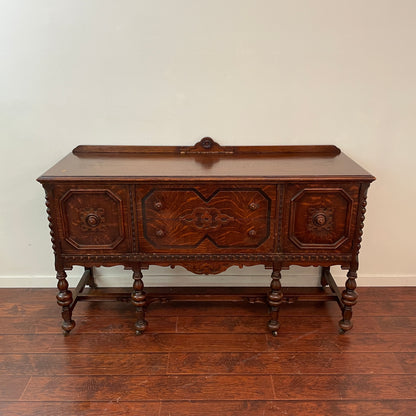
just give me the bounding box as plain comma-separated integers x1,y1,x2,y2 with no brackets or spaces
37,137,375,336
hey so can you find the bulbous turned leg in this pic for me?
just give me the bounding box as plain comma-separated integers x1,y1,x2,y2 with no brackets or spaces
339,269,358,334
56,270,75,335
131,267,148,335
268,267,283,336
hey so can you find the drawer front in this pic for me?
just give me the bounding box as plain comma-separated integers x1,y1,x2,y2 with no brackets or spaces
137,185,275,253
55,185,133,254
282,183,359,252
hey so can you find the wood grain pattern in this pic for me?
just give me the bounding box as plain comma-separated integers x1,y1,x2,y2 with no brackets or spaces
0,353,168,376
159,400,416,416
1,287,415,415
0,402,161,416
21,375,275,401
0,375,30,400
167,352,403,374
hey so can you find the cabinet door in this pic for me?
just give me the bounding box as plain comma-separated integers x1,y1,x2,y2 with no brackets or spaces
137,185,276,253
282,183,359,252
55,185,133,254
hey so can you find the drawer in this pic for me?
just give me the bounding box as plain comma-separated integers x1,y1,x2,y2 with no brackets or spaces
137,185,276,253
54,185,133,254
282,183,359,252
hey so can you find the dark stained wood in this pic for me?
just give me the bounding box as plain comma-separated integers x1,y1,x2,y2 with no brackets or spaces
21,375,275,401
0,402,161,416
48,333,269,353
0,287,415,415
0,375,30,400
270,375,416,400
0,287,414,306
39,140,373,181
36,139,375,336
0,353,168,376
4,399,410,416
167,352,403,374
159,400,416,416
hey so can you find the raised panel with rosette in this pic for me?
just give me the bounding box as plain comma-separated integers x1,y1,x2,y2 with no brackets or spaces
58,186,132,253
283,184,359,252
139,186,275,252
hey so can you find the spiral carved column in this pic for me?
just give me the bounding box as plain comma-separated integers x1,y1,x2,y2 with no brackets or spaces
339,270,358,333
131,266,148,335
339,184,368,333
56,270,75,334
267,265,283,336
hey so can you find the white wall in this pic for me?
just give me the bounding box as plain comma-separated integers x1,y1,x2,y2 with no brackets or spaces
1,0,415,288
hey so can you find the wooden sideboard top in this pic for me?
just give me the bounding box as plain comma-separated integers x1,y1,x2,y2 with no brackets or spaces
38,138,375,183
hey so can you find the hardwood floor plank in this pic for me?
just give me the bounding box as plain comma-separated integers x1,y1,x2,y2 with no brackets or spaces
266,333,416,352
0,376,30,400
0,353,168,376
167,352,403,375
0,303,57,318
49,333,268,353
357,287,416,301
176,315,404,334
2,330,416,357
0,288,55,303
21,375,275,401
270,375,416,400
3,312,416,336
0,335,57,353
0,287,415,413
0,401,161,416
160,400,416,416
395,353,416,373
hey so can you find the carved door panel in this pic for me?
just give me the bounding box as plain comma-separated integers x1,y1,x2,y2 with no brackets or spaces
137,185,276,253
55,184,133,254
282,183,359,253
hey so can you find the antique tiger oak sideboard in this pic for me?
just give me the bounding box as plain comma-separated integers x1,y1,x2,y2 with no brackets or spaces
37,137,375,336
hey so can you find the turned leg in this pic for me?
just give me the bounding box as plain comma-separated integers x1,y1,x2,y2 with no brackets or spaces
267,266,284,337
85,267,97,288
56,270,75,335
339,269,358,334
131,266,148,335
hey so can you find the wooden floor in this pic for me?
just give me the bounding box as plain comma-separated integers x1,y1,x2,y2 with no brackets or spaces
1,287,416,415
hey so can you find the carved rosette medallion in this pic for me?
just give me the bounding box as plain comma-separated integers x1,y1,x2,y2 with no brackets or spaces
307,207,334,235
180,207,234,230
78,208,106,232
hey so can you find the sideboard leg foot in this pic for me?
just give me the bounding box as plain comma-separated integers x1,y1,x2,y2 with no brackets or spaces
339,269,358,333
267,265,283,335
56,269,75,335
132,266,148,334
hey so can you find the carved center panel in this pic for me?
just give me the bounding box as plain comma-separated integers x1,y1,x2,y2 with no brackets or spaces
180,207,235,230
141,187,272,250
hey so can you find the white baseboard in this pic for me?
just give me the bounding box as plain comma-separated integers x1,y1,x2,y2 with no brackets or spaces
0,272,415,288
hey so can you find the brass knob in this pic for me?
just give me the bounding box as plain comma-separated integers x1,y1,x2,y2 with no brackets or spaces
154,201,163,210
155,229,165,238
248,229,257,238
249,202,258,211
